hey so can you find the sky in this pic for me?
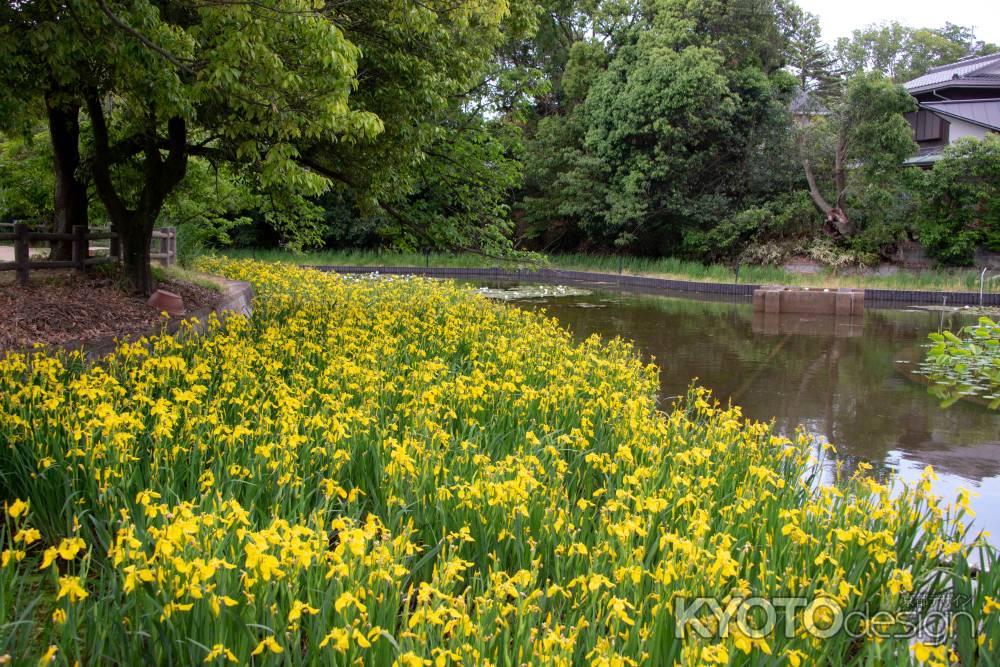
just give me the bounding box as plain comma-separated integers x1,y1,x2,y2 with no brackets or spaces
795,0,1000,45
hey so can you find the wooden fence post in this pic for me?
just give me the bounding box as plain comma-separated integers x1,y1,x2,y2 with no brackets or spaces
14,223,29,286
169,227,177,266
110,233,120,263
72,225,87,271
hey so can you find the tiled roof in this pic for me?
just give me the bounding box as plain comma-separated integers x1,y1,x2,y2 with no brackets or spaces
904,53,1000,92
922,99,1000,131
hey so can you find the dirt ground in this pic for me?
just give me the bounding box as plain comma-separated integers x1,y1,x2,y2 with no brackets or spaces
0,268,220,352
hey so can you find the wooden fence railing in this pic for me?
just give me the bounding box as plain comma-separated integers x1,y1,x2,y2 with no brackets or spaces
0,223,176,286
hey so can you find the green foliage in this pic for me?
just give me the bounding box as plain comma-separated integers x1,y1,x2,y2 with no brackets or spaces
781,4,839,93
0,0,387,292
650,0,789,72
516,7,996,265
843,175,919,262
518,102,595,247
581,42,740,248
920,317,1000,409
518,0,799,257
842,74,918,173
686,191,819,262
9,0,993,274
296,0,537,255
561,40,608,104
795,72,917,247
161,160,256,266
5,1,379,190
0,128,52,223
1,0,534,291
917,136,1000,265
381,115,525,256
804,237,872,270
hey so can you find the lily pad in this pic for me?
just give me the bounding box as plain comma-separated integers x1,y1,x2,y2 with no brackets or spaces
476,285,593,300
917,316,1000,409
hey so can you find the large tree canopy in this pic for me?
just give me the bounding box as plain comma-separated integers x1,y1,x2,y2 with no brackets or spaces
515,0,798,256
296,0,536,254
2,0,378,292
509,2,996,264
917,135,1000,265
0,0,531,293
4,0,997,278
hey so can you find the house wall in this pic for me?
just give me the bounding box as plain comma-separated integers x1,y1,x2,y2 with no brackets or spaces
905,109,949,150
945,117,991,142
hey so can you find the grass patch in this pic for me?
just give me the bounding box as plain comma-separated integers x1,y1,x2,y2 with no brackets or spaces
152,264,225,292
220,248,995,292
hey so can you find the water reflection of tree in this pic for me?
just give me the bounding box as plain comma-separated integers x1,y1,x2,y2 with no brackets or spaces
525,293,1000,482
822,312,998,481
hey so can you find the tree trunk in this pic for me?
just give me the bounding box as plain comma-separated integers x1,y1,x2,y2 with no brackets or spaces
799,134,856,239
86,94,187,297
834,131,847,211
46,100,88,261
118,217,153,296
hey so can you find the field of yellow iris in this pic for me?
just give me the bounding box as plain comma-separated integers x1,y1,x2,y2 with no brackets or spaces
0,258,996,666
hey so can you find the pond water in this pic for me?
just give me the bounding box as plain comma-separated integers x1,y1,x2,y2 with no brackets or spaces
486,284,1000,540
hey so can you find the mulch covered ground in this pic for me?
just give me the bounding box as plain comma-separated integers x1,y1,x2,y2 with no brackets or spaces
0,270,219,352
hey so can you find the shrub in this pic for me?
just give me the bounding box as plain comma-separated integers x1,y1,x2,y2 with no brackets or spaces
161,161,256,266
688,192,820,263
917,135,1000,265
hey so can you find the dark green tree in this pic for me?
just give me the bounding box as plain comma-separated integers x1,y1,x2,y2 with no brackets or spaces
0,4,93,259
0,127,54,224
292,0,537,257
649,0,789,73
516,0,799,256
1,0,531,293
1,1,378,293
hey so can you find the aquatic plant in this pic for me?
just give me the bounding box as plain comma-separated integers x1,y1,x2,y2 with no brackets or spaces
475,284,593,300
1,259,996,665
921,317,1000,409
